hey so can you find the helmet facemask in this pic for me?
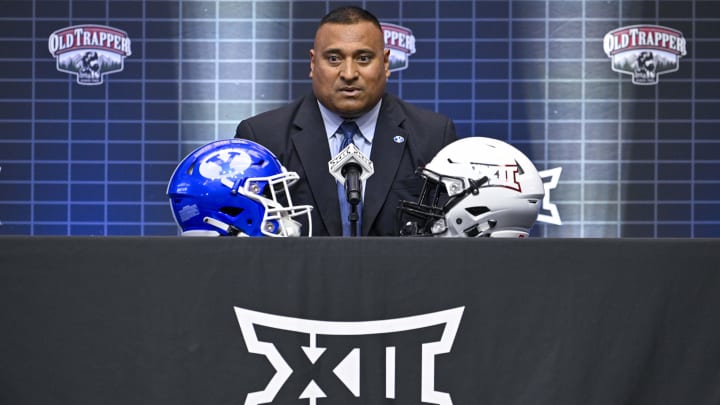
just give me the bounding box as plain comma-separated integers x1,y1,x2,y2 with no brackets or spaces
226,171,312,237
397,167,489,236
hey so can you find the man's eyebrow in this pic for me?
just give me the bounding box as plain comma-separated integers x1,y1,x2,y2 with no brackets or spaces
322,48,342,56
321,48,377,57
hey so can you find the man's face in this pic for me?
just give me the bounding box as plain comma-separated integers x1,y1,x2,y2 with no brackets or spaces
310,21,390,119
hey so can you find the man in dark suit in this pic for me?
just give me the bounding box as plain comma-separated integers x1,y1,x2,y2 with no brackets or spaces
235,6,457,236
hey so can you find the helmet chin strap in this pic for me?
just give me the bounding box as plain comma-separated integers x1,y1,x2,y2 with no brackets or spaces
204,214,300,237
463,219,497,237
203,216,247,237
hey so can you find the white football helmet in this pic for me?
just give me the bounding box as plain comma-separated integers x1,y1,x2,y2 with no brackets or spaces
397,137,545,238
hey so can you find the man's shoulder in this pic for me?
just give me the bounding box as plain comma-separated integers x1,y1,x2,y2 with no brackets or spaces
384,93,450,122
381,93,457,148
242,94,310,125
235,93,319,146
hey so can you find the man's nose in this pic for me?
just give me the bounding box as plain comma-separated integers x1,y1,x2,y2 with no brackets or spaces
339,60,358,80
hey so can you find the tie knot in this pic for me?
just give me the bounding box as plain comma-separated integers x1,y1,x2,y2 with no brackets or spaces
339,121,358,149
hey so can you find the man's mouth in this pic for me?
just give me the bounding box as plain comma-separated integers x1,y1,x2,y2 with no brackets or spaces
339,87,361,95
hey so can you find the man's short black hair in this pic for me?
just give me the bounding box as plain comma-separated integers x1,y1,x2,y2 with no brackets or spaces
320,6,382,32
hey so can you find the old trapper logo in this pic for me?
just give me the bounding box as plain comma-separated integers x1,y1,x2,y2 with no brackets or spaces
603,25,686,85
382,23,416,72
234,306,464,405
48,25,132,85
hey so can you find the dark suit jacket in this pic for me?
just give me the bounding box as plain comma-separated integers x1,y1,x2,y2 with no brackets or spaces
235,92,457,236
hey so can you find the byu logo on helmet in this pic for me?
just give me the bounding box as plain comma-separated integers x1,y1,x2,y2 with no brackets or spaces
198,150,253,180
234,306,464,404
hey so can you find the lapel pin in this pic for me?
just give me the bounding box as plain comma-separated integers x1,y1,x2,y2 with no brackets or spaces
393,135,405,144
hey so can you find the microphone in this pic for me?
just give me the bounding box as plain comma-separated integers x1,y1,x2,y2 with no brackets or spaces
328,143,375,204
329,143,375,236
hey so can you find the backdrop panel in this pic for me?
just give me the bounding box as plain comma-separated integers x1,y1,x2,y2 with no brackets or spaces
1,1,719,237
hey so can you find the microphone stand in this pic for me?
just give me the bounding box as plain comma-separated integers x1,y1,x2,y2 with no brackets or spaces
343,162,362,237
348,202,359,237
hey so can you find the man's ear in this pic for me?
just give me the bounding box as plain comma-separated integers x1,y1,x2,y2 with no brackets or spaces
309,49,315,78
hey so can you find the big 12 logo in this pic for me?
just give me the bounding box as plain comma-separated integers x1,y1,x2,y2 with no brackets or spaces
234,306,464,405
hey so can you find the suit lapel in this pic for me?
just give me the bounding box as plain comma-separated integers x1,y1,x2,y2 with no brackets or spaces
291,96,343,235
362,96,407,235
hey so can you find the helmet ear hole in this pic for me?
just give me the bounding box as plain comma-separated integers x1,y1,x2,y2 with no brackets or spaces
219,206,244,217
465,206,490,216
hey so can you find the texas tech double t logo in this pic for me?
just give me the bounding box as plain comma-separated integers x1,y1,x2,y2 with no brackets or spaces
234,307,464,405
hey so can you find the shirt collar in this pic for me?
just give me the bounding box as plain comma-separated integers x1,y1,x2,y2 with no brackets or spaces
317,99,381,144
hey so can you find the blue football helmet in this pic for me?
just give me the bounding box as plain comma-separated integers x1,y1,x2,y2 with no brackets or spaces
167,139,313,237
